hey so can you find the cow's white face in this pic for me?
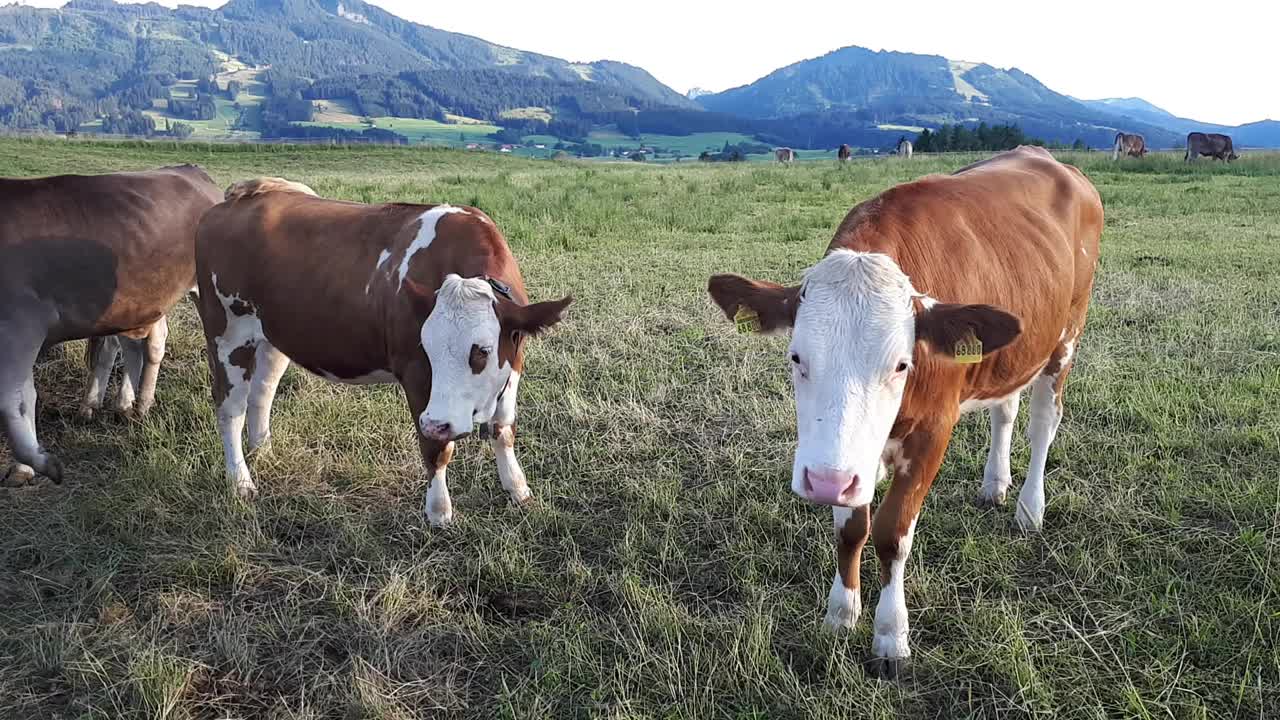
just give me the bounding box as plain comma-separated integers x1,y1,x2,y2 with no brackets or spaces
419,275,511,440
788,252,916,507
707,249,1022,509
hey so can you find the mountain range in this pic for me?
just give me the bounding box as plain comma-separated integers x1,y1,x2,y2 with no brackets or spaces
0,0,1273,150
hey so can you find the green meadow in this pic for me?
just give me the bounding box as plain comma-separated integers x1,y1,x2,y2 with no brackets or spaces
0,139,1277,719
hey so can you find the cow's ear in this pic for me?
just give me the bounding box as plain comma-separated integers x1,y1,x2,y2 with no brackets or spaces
497,296,572,340
915,302,1021,360
707,274,800,334
403,278,435,318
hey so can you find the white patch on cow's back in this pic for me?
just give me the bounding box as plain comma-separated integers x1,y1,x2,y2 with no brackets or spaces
396,206,468,290
319,369,397,385
366,249,393,294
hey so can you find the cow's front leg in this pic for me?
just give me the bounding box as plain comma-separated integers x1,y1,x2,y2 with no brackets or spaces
826,503,870,630
419,435,455,527
867,424,952,680
488,370,531,506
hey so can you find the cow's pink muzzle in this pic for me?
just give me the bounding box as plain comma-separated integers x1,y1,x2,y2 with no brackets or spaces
802,466,859,506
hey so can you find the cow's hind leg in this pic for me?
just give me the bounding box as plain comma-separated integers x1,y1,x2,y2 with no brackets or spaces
488,370,532,506
211,317,263,499
245,341,289,454
79,336,120,420
976,392,1021,507
1017,342,1076,532
114,336,145,415
132,317,169,418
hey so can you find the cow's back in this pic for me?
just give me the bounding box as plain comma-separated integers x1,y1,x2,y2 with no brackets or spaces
0,166,220,339
830,146,1102,392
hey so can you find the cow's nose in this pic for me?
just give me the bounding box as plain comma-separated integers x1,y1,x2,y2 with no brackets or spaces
802,466,859,506
420,419,468,442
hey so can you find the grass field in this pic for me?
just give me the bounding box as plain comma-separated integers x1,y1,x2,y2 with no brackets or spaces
0,139,1277,719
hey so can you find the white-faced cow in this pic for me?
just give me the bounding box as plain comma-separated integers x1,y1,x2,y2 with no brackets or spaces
707,146,1102,677
1186,132,1238,161
1113,132,1147,159
194,179,571,525
1,166,221,486
837,144,852,163
895,138,914,159
775,147,796,164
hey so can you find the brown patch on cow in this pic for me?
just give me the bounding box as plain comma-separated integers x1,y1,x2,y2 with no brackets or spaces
228,344,256,382
434,441,455,469
495,425,515,449
836,503,871,590
18,400,27,418
706,275,800,333
210,352,231,406
469,344,489,375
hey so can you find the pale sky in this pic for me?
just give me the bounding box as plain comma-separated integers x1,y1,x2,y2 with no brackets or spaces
21,0,1278,126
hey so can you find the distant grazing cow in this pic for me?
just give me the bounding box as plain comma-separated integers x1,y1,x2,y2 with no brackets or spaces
194,179,571,525
0,166,220,487
838,144,852,163
1186,132,1238,161
775,147,796,164
1113,132,1148,159
707,146,1102,678
895,139,913,158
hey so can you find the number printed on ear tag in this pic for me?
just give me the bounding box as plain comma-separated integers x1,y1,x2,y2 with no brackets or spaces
734,307,762,334
954,330,983,364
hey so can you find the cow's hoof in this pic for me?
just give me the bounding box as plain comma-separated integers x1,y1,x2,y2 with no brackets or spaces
974,488,1007,508
864,656,909,681
2,464,37,488
426,497,454,528
129,402,154,420
234,482,258,500
78,405,97,421
510,489,533,508
1014,506,1043,533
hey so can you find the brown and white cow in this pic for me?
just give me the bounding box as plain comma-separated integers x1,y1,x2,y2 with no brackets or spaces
775,147,796,164
1186,131,1238,161
1112,132,1148,159
707,146,1102,677
837,144,852,163
194,179,571,525
895,139,913,159
1,166,221,486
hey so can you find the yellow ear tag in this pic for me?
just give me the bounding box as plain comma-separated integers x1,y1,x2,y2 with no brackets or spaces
954,330,983,364
734,306,762,334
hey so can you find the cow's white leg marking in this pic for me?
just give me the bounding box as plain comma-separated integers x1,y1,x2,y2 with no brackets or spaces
246,341,290,453
489,370,530,505
213,277,265,498
979,392,1021,506
1019,376,1062,532
424,441,456,528
80,336,119,419
2,373,60,483
825,505,862,630
132,317,168,418
872,518,916,659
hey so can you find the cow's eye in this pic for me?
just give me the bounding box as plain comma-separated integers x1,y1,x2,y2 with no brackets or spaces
895,361,910,373
476,346,491,357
